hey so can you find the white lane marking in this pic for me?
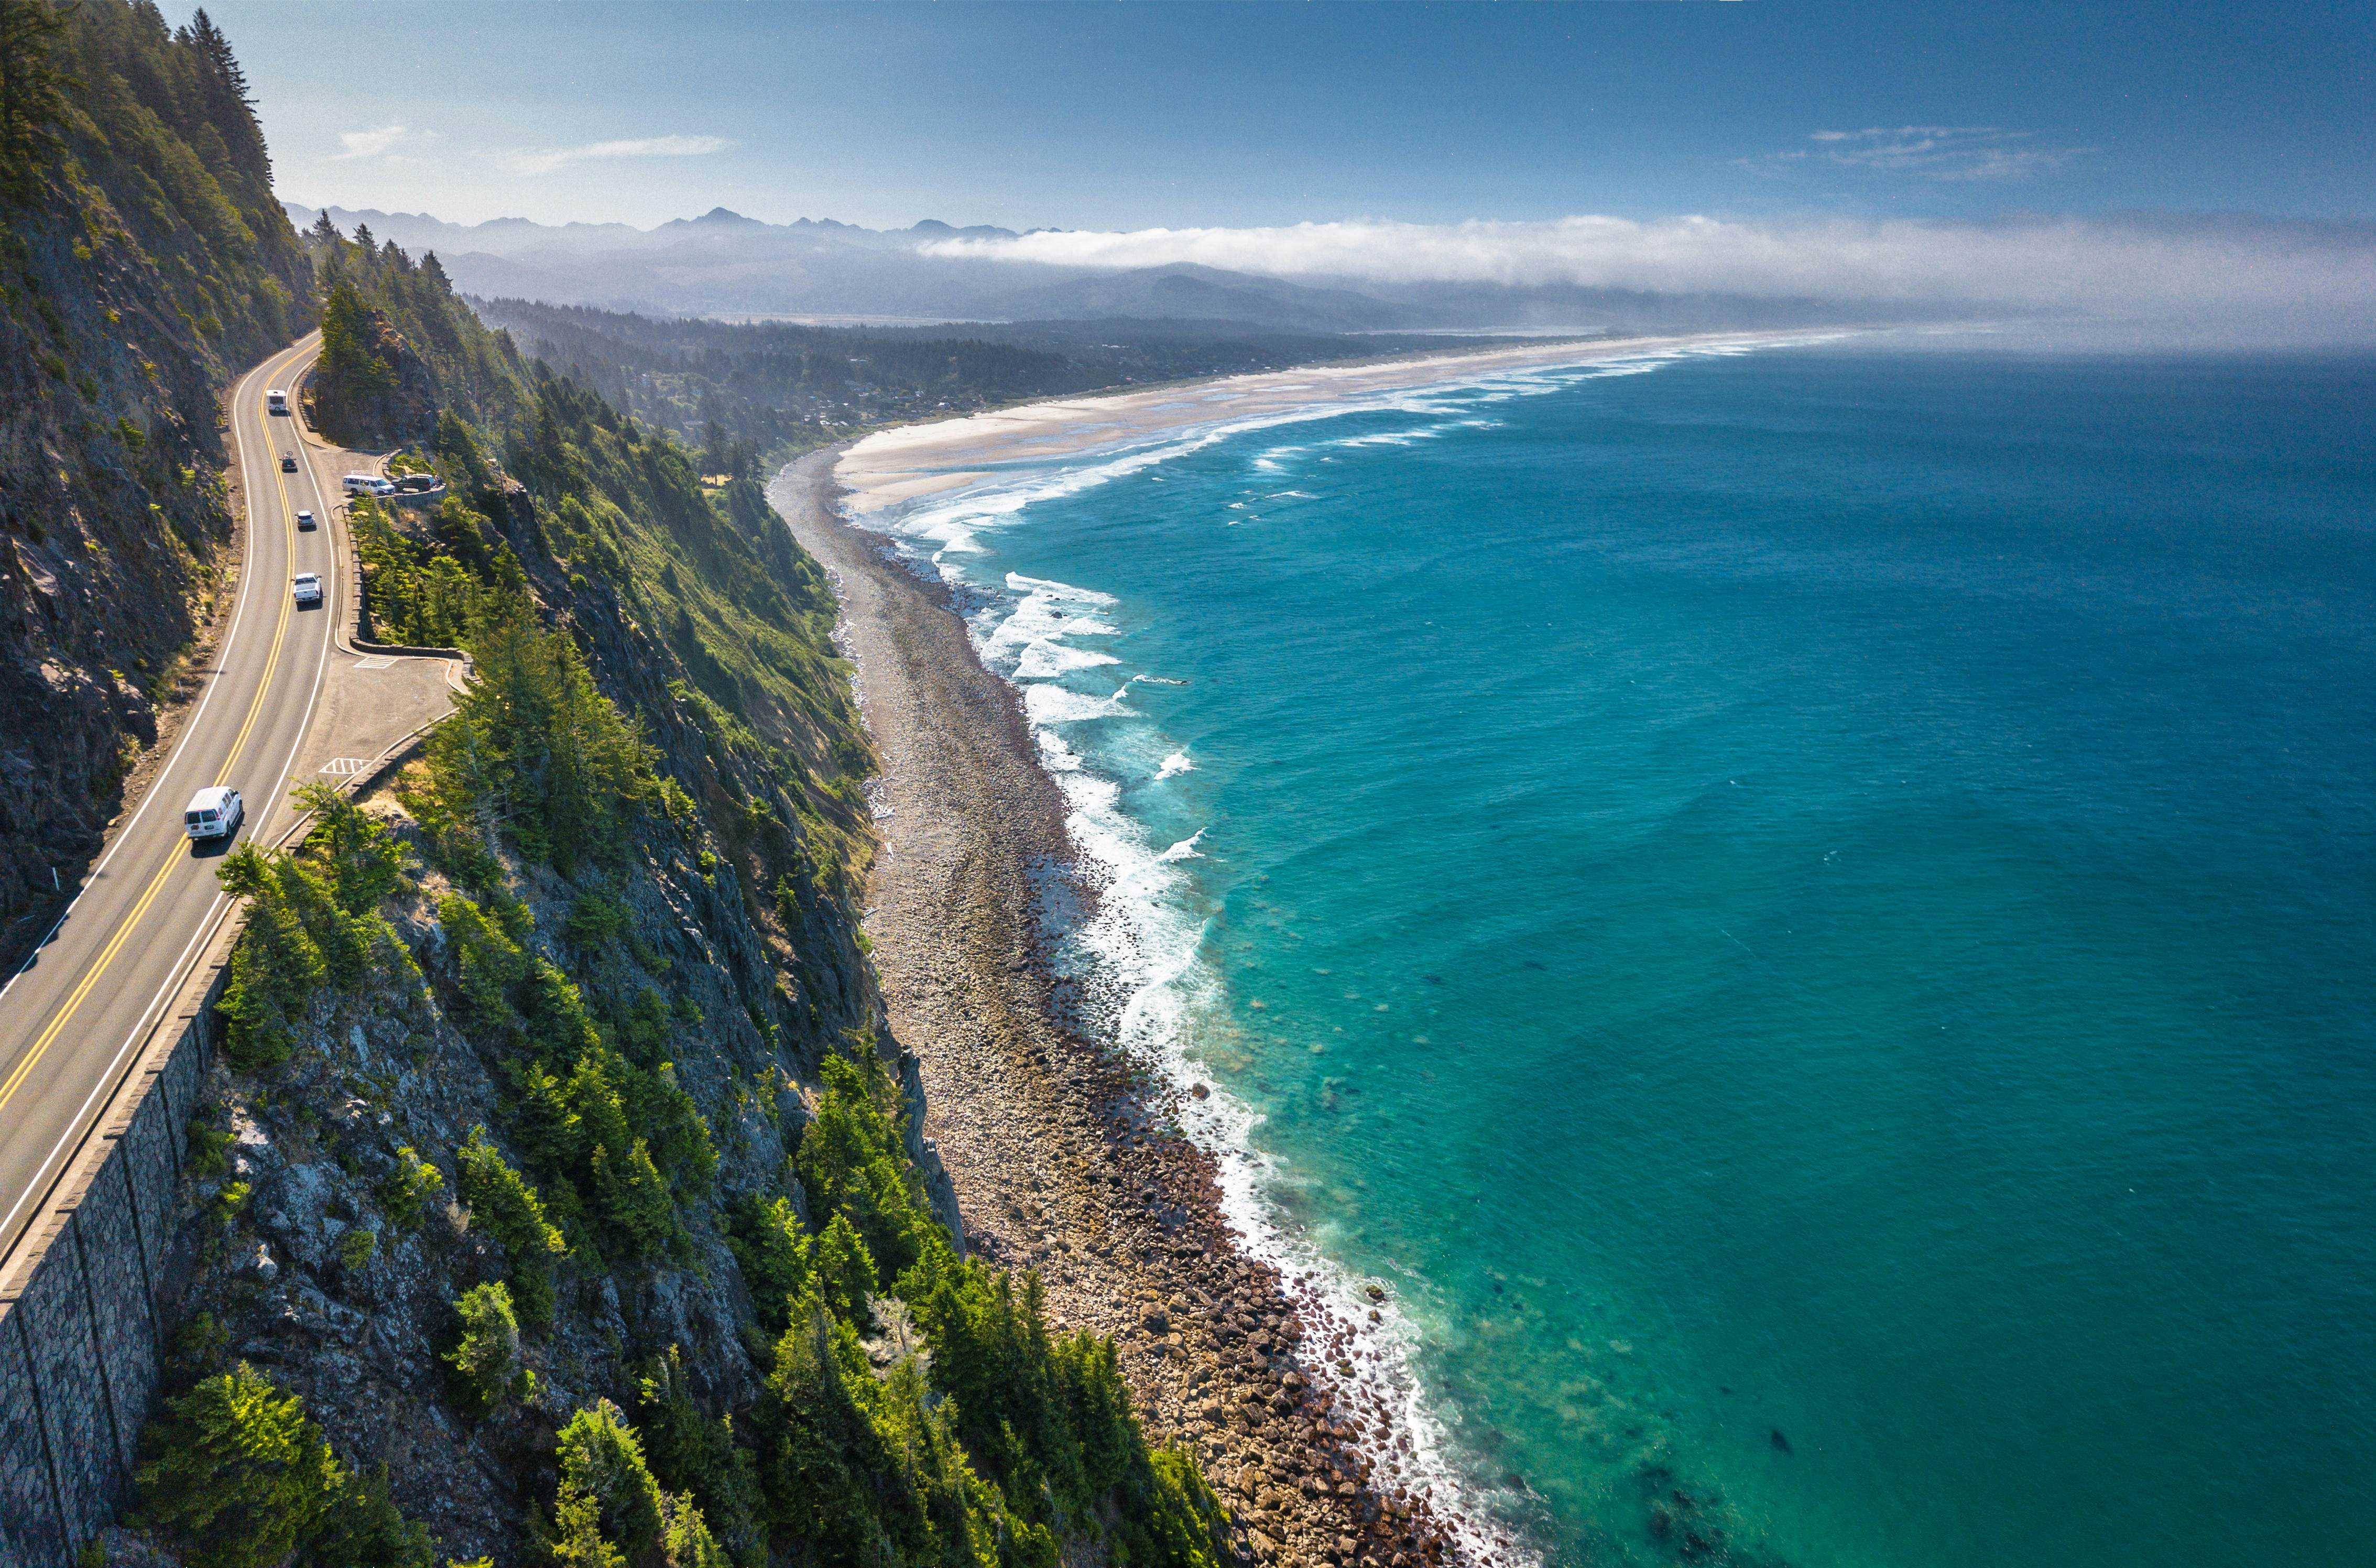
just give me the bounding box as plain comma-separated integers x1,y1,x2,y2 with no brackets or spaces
353,656,395,670
0,347,288,999
318,757,372,775
0,339,334,1255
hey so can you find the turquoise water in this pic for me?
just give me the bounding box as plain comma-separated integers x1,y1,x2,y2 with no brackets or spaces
871,343,2376,1567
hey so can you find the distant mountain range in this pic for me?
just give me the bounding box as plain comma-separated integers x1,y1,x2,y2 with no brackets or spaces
284,203,1891,334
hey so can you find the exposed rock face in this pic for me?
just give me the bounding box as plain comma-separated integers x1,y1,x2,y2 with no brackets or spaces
306,294,439,447
0,1,312,965
157,810,824,1560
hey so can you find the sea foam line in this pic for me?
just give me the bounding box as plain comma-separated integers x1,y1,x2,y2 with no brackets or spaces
863,338,1822,1565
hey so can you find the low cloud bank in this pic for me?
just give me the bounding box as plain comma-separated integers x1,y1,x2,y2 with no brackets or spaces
924,214,2376,340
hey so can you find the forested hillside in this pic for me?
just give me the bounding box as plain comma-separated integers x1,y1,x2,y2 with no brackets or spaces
0,0,311,961
81,95,1230,1568
303,211,524,445
473,297,1491,466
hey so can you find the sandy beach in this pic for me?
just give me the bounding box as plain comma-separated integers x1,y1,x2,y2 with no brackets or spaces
837,331,1796,514
770,449,1467,1568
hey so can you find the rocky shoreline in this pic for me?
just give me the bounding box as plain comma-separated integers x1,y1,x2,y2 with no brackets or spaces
769,450,1468,1568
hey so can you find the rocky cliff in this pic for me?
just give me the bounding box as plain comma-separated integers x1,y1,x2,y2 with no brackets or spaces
0,0,311,965
84,216,1225,1568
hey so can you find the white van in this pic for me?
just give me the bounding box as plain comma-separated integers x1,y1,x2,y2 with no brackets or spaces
266,390,288,415
184,786,243,840
342,474,397,497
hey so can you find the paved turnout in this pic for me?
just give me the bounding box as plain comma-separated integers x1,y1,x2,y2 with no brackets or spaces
0,336,346,1262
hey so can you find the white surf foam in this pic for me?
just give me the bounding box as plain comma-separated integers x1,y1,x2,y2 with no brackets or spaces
847,333,1840,1567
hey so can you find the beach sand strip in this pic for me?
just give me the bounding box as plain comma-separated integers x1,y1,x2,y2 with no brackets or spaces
771,449,1461,1568
835,330,1791,513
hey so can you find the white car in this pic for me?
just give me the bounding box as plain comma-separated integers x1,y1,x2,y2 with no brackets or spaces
292,572,323,605
184,786,243,841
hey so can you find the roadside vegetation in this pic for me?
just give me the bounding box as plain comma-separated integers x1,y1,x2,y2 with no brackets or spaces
124,93,1230,1568
0,0,314,960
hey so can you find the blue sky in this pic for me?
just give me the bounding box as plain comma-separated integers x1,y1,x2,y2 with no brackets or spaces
193,1,2374,232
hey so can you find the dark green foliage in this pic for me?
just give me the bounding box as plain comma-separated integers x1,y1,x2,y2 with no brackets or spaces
0,0,76,201
215,820,415,1072
307,1463,437,1568
637,1348,768,1568
443,1281,533,1415
567,889,631,948
318,277,397,399
435,879,715,1264
725,1194,812,1331
812,1213,876,1325
421,590,659,873
455,1127,567,1325
304,223,521,442
553,1399,668,1565
798,1051,936,1286
377,1145,442,1232
292,783,409,911
133,1362,433,1568
350,496,483,647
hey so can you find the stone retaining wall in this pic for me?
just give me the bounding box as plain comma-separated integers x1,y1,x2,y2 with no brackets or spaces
0,934,231,1568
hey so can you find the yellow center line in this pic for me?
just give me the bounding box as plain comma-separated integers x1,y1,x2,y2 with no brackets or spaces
0,346,310,1115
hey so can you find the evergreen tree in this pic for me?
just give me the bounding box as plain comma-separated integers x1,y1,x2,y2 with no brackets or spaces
0,0,75,200
132,1363,343,1568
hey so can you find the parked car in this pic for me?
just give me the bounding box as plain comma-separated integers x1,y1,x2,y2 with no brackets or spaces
292,572,323,605
342,474,397,497
296,509,316,531
394,473,439,493
280,454,297,472
183,786,243,840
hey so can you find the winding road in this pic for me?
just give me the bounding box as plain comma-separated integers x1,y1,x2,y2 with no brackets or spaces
0,335,352,1265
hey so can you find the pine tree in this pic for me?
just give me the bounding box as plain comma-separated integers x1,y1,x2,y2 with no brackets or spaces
0,0,76,201
188,8,252,107
132,1363,343,1568
814,1213,876,1325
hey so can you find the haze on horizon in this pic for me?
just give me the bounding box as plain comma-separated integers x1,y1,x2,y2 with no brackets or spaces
186,0,2376,343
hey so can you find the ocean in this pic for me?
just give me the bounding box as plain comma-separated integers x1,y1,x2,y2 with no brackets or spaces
862,341,2376,1568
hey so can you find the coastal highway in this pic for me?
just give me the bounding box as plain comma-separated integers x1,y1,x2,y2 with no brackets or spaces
0,335,341,1267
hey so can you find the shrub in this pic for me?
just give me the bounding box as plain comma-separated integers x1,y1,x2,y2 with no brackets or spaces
813,1215,875,1327
443,1282,533,1415
338,1227,378,1272
455,1127,568,1325
132,1363,339,1568
725,1194,812,1331
378,1146,443,1231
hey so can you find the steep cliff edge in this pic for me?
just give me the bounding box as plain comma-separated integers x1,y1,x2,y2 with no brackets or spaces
86,215,1227,1568
0,0,311,963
